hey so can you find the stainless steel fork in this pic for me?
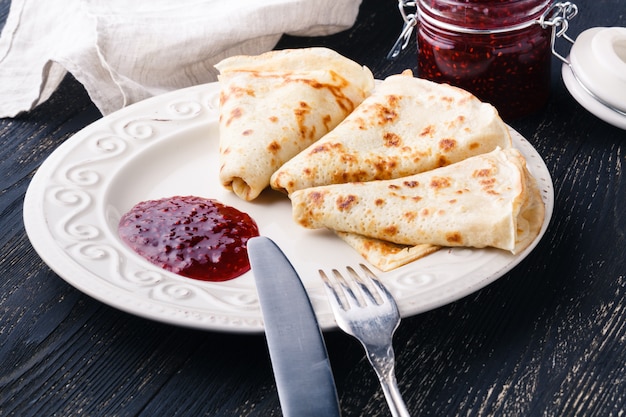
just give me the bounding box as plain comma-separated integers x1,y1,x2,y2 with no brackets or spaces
319,264,410,417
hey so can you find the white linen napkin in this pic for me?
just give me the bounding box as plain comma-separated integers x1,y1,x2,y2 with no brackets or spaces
0,0,362,117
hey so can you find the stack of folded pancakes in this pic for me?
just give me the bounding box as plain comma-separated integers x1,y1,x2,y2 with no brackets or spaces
215,48,544,271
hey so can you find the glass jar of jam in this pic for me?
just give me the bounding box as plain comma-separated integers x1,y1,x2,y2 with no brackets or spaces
416,0,553,120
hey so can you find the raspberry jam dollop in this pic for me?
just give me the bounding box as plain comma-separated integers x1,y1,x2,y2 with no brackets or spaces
118,196,259,282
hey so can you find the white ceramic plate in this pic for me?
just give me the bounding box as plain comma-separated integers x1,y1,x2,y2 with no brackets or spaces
23,82,554,333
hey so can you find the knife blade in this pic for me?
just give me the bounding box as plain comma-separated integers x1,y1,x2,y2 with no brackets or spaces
247,236,341,417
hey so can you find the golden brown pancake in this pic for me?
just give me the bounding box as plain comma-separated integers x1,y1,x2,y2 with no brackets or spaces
271,71,511,195
216,47,375,201
290,147,544,257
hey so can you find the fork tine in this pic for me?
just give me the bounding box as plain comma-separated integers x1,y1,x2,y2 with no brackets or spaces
335,267,369,310
346,265,382,306
359,264,399,312
319,268,354,311
319,269,344,309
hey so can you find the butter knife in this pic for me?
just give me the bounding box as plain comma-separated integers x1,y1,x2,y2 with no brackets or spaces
247,236,341,417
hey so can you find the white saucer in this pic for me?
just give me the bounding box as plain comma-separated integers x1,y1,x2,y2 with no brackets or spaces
562,59,626,130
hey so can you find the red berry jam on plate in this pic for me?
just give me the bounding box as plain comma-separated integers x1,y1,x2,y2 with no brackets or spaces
118,196,259,282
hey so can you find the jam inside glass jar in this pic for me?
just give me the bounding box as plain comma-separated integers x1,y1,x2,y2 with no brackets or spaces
416,0,553,120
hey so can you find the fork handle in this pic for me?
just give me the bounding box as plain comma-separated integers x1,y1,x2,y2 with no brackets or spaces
378,369,411,417
380,373,410,417
368,351,411,417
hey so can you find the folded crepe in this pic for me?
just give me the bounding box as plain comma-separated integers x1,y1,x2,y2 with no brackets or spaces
334,231,441,272
216,47,375,201
290,147,545,259
271,71,511,195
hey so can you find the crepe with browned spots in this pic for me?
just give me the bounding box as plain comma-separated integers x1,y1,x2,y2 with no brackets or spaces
215,48,375,201
270,71,511,195
290,148,544,267
334,231,440,272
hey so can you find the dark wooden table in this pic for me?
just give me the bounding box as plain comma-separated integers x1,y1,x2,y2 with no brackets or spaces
1,0,625,416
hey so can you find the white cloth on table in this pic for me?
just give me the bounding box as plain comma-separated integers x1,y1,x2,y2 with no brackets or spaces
0,0,362,117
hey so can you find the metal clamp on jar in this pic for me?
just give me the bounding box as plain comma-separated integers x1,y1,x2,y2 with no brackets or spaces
389,0,578,120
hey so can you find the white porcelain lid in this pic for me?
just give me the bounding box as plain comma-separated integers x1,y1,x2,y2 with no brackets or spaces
563,26,626,129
